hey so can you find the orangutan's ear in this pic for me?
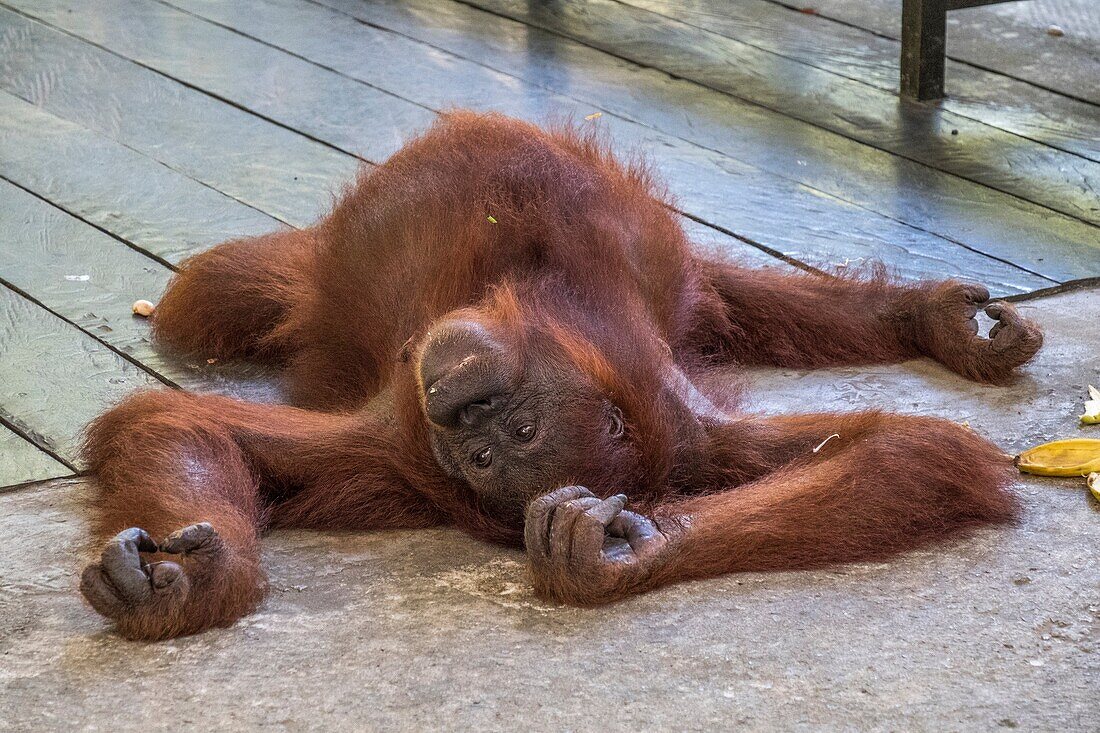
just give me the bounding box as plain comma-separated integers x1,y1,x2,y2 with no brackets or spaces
608,406,625,438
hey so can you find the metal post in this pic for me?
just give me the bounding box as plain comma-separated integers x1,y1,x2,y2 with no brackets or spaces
901,0,947,100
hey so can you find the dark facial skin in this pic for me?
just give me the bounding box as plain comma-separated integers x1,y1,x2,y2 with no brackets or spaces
427,370,626,525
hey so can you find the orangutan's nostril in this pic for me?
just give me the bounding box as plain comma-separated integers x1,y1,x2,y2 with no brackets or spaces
458,396,503,427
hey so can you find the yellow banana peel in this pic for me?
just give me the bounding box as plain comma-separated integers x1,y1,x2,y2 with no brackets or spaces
1088,473,1100,502
1015,439,1100,477
1081,385,1100,425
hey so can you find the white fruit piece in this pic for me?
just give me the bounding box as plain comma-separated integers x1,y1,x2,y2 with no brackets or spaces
1081,385,1100,425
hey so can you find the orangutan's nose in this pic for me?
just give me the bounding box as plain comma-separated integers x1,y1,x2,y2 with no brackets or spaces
419,321,507,428
456,395,505,428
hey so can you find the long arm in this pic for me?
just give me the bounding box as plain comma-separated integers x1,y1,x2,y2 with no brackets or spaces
79,390,442,640
525,411,1017,605
658,413,1016,575
694,256,1042,383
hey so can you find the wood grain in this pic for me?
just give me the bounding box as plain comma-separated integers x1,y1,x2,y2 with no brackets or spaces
43,0,1051,291
0,176,284,404
0,426,71,490
0,4,357,227
791,0,1100,106
0,285,164,466
0,0,1092,489
0,1,785,273
636,0,1099,162
455,0,1100,227
316,0,1097,285
0,91,279,265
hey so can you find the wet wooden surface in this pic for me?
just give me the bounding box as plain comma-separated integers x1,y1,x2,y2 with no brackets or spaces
0,427,70,489
799,0,1100,106
0,5,356,227
0,177,281,402
636,0,1100,162
0,0,1097,487
461,0,1100,226
0,0,1038,286
0,285,165,466
0,91,279,264
311,0,1091,283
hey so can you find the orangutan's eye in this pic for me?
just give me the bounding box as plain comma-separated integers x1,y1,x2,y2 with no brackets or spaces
472,447,493,468
608,408,625,438
515,424,536,442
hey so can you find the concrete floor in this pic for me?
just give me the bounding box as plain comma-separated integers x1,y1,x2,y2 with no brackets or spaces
1,285,1097,732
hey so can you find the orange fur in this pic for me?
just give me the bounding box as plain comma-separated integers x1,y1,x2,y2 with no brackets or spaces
81,111,1038,639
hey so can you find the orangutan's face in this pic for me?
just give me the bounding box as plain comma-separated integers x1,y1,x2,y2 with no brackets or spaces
416,318,630,524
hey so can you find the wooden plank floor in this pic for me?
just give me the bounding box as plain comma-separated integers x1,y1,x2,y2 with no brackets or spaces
797,0,1100,106
0,0,1097,488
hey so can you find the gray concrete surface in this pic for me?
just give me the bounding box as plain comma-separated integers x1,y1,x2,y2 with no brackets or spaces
1,286,1097,732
